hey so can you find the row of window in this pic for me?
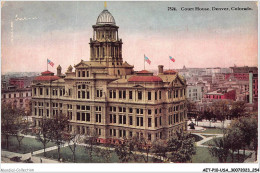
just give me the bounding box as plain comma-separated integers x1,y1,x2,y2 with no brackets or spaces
109,90,162,100
77,70,90,78
2,92,30,99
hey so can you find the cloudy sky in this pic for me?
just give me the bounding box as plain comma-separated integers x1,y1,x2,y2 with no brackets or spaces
1,1,258,73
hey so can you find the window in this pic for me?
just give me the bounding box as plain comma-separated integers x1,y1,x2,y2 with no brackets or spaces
123,90,126,99
82,91,86,99
148,133,151,141
87,71,89,77
155,91,157,100
78,71,81,77
148,109,152,115
113,115,116,123
148,91,151,100
34,88,36,95
110,114,113,123
140,117,143,126
40,88,42,95
113,90,116,98
123,116,126,124
82,113,86,121
77,112,80,121
82,71,85,77
160,116,162,126
46,89,49,95
129,116,133,125
113,129,116,136
129,108,133,113
86,113,90,121
119,90,122,99
148,118,151,127
136,117,139,126
119,115,122,124
155,117,157,127
109,91,113,98
138,91,142,100
155,109,158,114
129,91,132,99
159,91,161,99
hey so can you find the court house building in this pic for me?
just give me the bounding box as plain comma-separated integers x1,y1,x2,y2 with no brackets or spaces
31,7,188,143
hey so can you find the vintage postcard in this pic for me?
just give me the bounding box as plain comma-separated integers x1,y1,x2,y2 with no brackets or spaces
1,1,258,173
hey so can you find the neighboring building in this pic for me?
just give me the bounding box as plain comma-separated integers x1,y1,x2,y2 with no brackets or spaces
9,77,33,89
204,88,236,101
253,73,258,103
186,84,203,102
31,7,187,143
2,87,32,113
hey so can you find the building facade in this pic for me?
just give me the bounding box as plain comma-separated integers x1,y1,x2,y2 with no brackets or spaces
2,87,32,113
31,7,187,143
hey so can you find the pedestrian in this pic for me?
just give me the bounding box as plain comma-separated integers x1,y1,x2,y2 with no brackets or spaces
40,158,42,163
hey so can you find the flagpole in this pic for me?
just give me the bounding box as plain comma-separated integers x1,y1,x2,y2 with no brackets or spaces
144,54,145,70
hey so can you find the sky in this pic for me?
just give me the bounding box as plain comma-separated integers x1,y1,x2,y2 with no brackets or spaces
1,1,258,74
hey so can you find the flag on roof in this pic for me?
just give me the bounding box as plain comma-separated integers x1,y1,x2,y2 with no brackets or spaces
144,55,151,65
47,59,54,67
169,56,175,62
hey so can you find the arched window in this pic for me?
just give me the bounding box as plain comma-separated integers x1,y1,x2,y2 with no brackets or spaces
118,70,120,75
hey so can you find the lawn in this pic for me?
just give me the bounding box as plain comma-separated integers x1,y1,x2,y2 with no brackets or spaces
192,147,249,163
36,145,154,163
199,128,225,134
1,135,56,154
202,137,221,146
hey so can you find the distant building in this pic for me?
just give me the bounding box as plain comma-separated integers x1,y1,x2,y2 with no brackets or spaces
2,87,32,113
9,77,33,89
186,84,203,102
204,88,236,101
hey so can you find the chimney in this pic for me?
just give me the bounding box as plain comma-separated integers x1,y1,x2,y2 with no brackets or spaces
158,65,164,74
57,65,62,76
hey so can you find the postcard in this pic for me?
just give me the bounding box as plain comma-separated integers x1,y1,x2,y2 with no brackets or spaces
1,1,258,173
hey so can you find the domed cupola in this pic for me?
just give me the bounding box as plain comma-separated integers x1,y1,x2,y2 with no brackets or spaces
96,9,116,25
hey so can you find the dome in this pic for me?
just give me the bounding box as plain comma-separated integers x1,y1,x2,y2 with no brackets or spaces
96,9,116,25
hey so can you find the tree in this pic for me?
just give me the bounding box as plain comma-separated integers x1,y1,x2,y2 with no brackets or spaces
212,100,229,122
95,142,113,163
136,136,152,163
202,106,214,127
36,118,52,157
208,135,230,163
65,132,81,163
166,131,196,163
230,116,258,161
84,128,99,162
114,136,140,163
1,103,25,150
229,101,246,119
48,113,69,161
152,140,168,162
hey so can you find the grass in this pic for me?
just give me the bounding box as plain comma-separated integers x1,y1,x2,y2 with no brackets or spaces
202,137,221,146
36,145,154,163
190,134,203,142
201,135,217,138
199,128,225,134
1,135,56,154
192,147,248,163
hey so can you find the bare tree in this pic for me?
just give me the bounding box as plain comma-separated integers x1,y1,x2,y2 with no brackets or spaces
84,128,99,162
48,113,69,161
66,132,81,163
36,118,52,157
